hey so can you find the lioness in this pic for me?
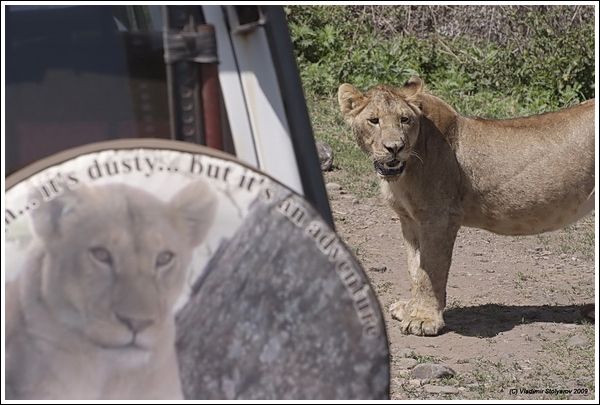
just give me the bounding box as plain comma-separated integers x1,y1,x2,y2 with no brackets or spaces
6,181,217,399
338,77,594,336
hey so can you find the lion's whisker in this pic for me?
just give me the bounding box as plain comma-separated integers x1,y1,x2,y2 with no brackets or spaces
410,151,424,165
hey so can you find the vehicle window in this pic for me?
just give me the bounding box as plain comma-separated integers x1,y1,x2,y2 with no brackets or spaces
5,5,169,174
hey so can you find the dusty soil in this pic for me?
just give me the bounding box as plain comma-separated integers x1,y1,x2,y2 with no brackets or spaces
323,173,596,400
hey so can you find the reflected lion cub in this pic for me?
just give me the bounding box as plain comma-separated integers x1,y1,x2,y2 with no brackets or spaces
6,181,217,399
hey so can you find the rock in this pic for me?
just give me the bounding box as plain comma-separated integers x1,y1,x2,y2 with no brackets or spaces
407,379,423,388
410,363,456,380
396,358,418,369
566,334,588,348
423,384,460,395
325,182,342,192
369,266,388,273
397,348,416,358
316,141,334,171
352,199,360,205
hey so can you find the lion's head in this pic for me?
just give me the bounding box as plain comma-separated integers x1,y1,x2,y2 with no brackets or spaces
28,181,216,361
338,77,425,179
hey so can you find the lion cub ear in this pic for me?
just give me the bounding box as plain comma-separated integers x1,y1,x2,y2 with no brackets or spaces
338,84,364,121
170,180,218,248
29,187,83,241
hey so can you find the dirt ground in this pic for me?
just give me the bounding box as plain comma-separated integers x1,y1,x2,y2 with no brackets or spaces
323,171,596,400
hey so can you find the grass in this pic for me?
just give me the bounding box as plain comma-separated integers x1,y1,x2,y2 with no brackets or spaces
307,95,379,198
446,337,595,400
536,213,595,260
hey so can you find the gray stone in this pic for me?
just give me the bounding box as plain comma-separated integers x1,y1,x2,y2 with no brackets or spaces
325,182,342,192
396,358,418,369
397,348,416,358
316,140,334,171
423,384,460,395
566,334,588,348
410,363,456,380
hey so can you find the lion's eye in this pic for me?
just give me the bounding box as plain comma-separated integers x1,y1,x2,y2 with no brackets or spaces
368,117,379,125
400,116,410,124
90,247,113,265
156,251,175,267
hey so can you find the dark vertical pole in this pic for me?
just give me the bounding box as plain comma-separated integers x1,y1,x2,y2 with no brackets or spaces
198,25,223,150
163,6,206,144
261,6,335,229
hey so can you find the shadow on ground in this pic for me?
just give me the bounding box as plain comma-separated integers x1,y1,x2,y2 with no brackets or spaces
443,303,594,337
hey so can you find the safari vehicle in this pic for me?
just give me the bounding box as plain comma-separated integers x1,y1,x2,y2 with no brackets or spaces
5,4,333,225
4,5,389,400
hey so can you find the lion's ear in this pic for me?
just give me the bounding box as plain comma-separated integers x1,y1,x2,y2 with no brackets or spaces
338,83,364,121
170,180,217,247
402,76,424,97
29,187,82,241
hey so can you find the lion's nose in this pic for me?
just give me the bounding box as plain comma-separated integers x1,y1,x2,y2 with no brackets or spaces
116,313,154,333
383,141,405,155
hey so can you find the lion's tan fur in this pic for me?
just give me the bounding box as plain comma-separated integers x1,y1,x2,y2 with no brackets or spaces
338,77,594,335
6,181,217,399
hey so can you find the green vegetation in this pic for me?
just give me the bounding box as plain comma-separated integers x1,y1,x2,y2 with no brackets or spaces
287,5,594,115
286,6,595,196
537,214,595,259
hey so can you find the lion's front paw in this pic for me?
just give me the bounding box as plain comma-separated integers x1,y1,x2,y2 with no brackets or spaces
390,300,444,336
390,300,409,321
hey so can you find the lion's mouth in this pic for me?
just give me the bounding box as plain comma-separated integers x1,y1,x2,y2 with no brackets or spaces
374,159,405,177
97,335,150,352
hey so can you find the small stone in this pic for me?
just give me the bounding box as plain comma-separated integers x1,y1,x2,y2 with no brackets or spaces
369,266,387,273
423,384,460,395
566,334,588,348
411,363,456,380
397,348,416,358
408,379,423,388
397,358,418,369
325,182,342,192
316,140,334,171
352,199,360,205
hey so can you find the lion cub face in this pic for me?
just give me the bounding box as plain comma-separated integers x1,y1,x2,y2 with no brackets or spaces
29,181,216,359
338,77,424,178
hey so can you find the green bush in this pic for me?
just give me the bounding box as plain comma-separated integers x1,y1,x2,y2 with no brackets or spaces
286,5,595,118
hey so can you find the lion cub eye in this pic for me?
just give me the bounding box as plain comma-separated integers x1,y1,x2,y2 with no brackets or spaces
156,251,175,267
367,117,379,125
90,247,113,265
400,116,410,124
